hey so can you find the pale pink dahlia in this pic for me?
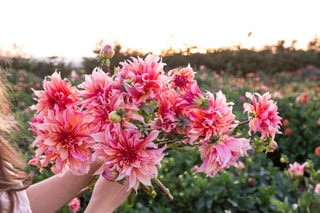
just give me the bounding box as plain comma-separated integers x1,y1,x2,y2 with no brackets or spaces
31,71,80,116
243,92,282,139
188,90,236,144
197,135,251,177
93,126,166,192
31,107,95,175
115,54,170,105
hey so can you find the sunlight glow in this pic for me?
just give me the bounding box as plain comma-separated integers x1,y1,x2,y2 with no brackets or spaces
0,0,319,58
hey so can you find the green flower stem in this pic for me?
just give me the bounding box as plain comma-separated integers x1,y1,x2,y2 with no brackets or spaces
237,120,250,126
106,64,111,76
153,176,173,201
127,189,135,207
74,175,98,198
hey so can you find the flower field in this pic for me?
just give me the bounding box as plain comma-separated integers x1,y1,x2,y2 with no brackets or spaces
6,61,320,212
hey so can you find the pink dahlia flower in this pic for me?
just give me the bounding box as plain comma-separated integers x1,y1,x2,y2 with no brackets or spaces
168,64,195,91
115,54,170,105
181,81,208,109
78,68,115,111
31,71,80,116
197,135,251,177
188,90,236,144
287,162,305,179
93,126,166,192
243,92,282,139
78,68,143,130
31,107,95,175
151,88,182,133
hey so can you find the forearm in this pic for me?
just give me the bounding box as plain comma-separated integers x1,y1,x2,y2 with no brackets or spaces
84,177,131,213
27,159,102,213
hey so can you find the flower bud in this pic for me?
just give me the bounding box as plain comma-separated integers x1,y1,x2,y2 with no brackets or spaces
116,107,126,116
140,184,157,198
254,146,264,153
100,44,115,59
303,161,311,169
266,140,278,153
280,154,289,164
102,168,119,181
108,111,122,123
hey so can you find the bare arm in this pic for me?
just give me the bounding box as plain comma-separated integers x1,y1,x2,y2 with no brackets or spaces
26,160,102,213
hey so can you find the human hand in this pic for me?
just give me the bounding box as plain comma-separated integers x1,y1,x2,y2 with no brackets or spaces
84,176,132,213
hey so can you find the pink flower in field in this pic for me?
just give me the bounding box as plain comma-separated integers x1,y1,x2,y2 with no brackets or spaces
69,197,80,213
260,85,268,91
314,184,320,194
199,72,207,80
188,90,236,144
239,96,246,102
288,162,305,179
307,65,314,70
315,146,320,156
237,161,245,169
243,92,282,139
116,54,170,105
31,107,95,175
273,92,283,99
317,117,320,125
282,119,289,127
196,135,251,177
284,128,292,136
192,165,199,172
169,64,195,91
295,93,308,104
31,71,80,116
93,126,166,192
248,177,254,184
199,65,206,70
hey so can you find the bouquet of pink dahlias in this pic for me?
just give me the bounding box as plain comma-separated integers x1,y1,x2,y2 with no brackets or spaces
29,44,282,201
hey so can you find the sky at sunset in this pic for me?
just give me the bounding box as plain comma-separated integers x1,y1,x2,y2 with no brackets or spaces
0,0,319,58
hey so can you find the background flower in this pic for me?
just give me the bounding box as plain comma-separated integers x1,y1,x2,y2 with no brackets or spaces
287,162,305,179
68,197,80,213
